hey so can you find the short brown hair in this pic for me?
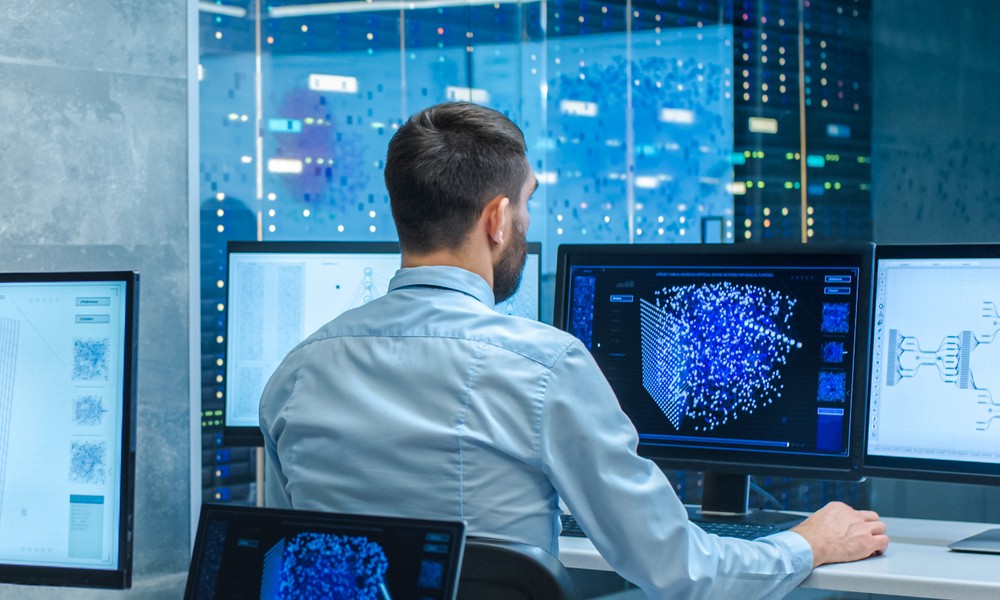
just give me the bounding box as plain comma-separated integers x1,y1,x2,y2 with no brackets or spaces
384,102,529,254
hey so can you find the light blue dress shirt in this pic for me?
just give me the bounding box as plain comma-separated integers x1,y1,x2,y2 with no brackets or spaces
260,265,813,599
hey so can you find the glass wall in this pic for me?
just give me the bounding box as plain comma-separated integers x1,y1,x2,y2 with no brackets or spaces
198,0,872,507
201,2,737,264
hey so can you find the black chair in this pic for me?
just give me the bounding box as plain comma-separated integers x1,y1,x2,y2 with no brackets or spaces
457,536,579,600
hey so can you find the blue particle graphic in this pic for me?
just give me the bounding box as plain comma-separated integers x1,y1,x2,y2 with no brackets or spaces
73,395,107,426
821,303,851,334
639,307,691,428
69,441,107,485
192,518,229,600
822,341,845,364
72,338,110,382
639,282,801,430
268,532,389,599
817,371,847,403
570,275,597,349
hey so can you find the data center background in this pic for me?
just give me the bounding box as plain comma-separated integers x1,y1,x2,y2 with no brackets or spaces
198,0,873,512
2,0,998,597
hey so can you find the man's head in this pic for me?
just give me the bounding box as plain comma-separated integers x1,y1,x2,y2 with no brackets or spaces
385,102,532,255
385,102,535,302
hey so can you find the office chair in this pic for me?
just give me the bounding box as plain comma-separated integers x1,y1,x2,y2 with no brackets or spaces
457,536,579,600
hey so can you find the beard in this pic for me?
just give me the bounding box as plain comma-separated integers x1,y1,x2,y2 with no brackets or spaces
493,216,528,305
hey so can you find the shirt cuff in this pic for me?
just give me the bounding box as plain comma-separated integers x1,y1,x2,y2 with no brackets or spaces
762,530,815,578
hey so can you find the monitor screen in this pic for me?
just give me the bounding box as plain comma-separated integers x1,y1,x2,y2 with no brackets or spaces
553,243,873,514
865,244,1000,484
185,504,465,600
223,241,542,446
0,271,138,589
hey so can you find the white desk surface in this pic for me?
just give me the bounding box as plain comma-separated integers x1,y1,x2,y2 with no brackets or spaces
558,515,1000,599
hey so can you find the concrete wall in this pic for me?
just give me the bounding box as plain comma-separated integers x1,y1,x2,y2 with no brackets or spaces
872,0,1000,244
869,0,1000,522
0,1,191,597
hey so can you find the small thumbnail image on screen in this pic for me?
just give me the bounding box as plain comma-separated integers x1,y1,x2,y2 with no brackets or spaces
261,532,389,599
821,303,851,334
72,337,110,382
822,341,845,364
69,440,108,485
817,371,848,403
73,394,108,426
418,559,445,590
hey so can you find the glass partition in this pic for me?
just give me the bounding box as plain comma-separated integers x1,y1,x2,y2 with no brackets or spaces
198,0,872,510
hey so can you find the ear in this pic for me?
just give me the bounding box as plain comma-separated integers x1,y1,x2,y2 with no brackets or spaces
485,195,509,246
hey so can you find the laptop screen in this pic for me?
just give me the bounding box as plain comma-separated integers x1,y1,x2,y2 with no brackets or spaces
185,504,466,600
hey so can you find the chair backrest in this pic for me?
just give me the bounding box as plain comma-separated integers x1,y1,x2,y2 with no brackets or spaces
457,537,579,600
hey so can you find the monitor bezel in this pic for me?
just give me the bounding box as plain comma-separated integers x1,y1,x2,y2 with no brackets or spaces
863,243,1000,485
0,270,138,590
221,240,542,447
552,242,874,482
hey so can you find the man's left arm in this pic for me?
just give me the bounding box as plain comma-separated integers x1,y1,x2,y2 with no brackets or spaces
537,341,813,600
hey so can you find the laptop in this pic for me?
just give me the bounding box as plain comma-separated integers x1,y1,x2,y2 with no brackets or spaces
185,504,466,600
948,528,1000,554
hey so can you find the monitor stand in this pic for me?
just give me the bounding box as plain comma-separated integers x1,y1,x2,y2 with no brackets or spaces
686,472,804,530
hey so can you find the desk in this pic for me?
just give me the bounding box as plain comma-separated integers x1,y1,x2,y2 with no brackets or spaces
558,516,1000,599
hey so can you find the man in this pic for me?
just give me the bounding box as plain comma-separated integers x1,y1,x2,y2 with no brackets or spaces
260,101,888,599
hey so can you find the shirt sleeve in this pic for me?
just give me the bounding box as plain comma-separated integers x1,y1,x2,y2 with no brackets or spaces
538,341,814,600
260,359,294,509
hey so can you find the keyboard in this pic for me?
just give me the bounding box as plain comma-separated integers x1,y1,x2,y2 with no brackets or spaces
559,514,587,537
693,520,782,540
559,514,782,540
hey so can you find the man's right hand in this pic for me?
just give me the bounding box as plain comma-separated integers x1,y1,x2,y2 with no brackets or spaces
791,501,889,567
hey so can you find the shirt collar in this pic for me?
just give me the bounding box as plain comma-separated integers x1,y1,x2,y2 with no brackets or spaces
388,265,496,309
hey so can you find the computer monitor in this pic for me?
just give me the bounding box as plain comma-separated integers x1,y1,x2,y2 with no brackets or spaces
553,243,873,523
0,271,138,589
223,241,542,446
865,244,1000,484
185,503,466,600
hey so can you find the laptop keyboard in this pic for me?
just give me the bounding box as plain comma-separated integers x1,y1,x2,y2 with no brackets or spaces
560,514,781,540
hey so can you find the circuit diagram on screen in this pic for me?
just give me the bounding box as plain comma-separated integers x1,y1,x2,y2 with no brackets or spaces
884,300,1000,431
340,266,392,310
868,258,1000,463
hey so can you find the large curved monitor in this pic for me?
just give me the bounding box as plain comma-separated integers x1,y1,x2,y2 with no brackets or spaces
223,241,542,446
865,244,1000,484
553,243,873,520
0,271,138,589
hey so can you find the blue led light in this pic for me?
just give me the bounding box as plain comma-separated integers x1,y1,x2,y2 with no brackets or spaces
806,154,826,168
268,118,303,133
